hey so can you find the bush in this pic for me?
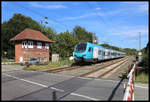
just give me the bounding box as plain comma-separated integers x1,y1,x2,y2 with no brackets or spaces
135,72,149,83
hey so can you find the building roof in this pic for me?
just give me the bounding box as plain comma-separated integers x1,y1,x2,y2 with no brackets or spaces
10,28,53,43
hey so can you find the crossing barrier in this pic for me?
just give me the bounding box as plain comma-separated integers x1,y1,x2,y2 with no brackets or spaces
123,63,136,101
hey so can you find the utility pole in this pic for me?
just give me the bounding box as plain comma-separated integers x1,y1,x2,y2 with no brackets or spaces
138,32,142,62
92,34,96,44
139,32,141,50
40,17,48,30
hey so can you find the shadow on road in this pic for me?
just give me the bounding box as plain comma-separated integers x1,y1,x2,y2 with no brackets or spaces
107,75,126,100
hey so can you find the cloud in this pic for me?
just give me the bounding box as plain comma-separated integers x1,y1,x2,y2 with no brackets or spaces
138,4,148,13
96,7,101,10
29,2,67,9
120,2,148,14
63,12,105,20
108,25,148,40
2,2,9,8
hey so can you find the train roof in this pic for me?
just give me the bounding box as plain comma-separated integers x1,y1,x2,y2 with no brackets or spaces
77,42,126,54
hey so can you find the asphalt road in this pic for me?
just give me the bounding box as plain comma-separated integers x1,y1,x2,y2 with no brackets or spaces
2,65,24,72
1,65,148,101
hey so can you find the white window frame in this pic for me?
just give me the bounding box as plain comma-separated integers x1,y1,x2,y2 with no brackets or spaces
45,43,49,49
44,57,47,62
37,42,42,49
22,41,27,48
28,41,33,48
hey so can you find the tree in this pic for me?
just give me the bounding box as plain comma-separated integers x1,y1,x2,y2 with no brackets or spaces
72,25,98,44
52,31,79,59
1,13,49,58
140,41,149,73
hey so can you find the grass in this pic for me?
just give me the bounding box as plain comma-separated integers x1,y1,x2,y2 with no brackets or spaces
2,58,14,62
135,72,149,83
23,60,74,71
122,64,148,84
12,63,21,66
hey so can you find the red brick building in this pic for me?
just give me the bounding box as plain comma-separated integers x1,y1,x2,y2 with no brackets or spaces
10,28,53,63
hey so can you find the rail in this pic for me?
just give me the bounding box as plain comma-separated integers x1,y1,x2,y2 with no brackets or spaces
48,57,125,73
123,63,136,101
80,57,127,77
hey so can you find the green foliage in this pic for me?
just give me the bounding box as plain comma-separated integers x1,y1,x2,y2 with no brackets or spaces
123,48,137,55
100,43,138,55
1,13,42,58
51,31,79,59
72,25,98,44
138,41,149,73
1,57,14,62
100,43,121,51
2,13,99,60
135,72,149,83
23,59,74,71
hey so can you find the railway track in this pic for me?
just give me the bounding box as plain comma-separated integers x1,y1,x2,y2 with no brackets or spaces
98,59,128,78
47,57,129,79
79,57,127,77
82,58,129,78
47,64,90,73
46,57,124,73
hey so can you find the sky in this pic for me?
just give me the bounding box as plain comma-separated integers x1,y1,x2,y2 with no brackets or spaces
1,1,149,50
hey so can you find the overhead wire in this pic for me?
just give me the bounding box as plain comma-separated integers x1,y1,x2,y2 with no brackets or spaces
87,2,126,47
15,2,74,30
87,2,110,28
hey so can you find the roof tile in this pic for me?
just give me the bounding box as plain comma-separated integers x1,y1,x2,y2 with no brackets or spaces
10,28,53,43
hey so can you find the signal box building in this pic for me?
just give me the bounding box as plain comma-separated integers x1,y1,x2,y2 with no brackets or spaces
10,28,53,63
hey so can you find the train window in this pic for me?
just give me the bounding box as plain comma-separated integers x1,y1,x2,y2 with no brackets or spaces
103,52,105,56
98,50,101,55
102,51,105,56
88,47,91,52
76,42,87,53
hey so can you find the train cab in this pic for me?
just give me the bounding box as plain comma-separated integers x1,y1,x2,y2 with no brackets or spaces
74,42,93,62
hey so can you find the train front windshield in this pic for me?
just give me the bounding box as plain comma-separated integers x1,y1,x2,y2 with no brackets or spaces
76,42,87,53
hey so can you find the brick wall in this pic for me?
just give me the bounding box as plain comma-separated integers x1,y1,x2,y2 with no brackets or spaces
15,40,50,63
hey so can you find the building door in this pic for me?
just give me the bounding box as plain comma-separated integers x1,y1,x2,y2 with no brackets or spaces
19,56,23,62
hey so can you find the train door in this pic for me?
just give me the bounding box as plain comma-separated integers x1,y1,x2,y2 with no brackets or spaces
101,50,105,60
104,49,108,59
87,47,93,59
93,47,99,59
111,50,114,59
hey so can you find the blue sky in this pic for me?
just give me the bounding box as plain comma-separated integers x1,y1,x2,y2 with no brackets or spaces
2,1,149,50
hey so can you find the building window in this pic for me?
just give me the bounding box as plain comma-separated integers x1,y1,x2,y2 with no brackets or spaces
22,41,27,48
44,57,47,62
45,43,49,49
28,41,33,48
37,42,42,49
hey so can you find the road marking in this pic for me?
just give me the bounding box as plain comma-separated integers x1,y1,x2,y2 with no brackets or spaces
49,87,100,100
2,73,48,88
95,78,124,83
50,87,65,92
134,85,148,89
70,93,100,100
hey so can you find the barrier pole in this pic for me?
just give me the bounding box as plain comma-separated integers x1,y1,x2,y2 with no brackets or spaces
123,63,136,101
